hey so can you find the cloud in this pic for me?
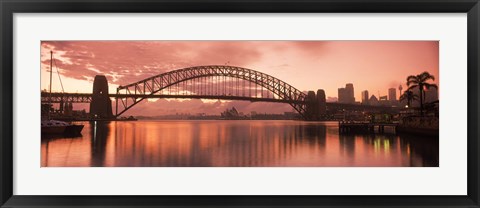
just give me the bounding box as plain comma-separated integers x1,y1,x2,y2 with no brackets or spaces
41,41,264,86
41,41,329,85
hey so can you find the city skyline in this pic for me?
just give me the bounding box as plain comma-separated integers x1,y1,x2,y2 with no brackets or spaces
41,41,439,116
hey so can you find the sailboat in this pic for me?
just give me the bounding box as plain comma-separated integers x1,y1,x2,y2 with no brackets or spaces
41,51,84,136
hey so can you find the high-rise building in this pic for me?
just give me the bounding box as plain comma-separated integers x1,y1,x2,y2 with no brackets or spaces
388,88,397,101
361,90,369,104
338,83,355,104
345,83,355,104
338,88,347,103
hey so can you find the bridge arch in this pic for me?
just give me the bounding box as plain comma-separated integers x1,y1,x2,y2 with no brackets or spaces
116,65,310,119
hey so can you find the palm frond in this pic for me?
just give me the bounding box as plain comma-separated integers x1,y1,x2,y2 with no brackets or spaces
419,71,435,82
406,80,419,87
406,75,417,82
399,90,419,101
407,85,418,91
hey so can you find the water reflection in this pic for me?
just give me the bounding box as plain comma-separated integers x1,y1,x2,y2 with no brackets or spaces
41,120,439,167
90,121,110,167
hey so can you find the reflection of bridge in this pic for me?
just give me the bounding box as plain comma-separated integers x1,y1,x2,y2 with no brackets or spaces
41,65,398,120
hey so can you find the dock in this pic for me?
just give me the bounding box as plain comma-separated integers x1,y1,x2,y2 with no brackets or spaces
339,121,398,134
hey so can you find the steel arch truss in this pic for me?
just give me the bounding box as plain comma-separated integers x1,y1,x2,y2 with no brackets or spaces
116,65,308,118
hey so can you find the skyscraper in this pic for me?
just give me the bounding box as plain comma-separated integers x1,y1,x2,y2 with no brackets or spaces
361,90,369,104
388,88,397,101
338,83,355,104
338,88,347,103
345,83,355,104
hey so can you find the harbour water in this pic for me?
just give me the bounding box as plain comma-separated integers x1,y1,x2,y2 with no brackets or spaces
41,120,439,167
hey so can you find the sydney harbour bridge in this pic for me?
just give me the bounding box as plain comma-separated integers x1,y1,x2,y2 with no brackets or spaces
41,65,397,120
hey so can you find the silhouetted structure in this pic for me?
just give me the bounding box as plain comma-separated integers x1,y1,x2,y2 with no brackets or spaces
41,66,400,121
338,83,355,104
345,83,355,104
398,85,403,99
338,88,347,103
369,95,379,106
221,107,241,118
361,90,369,104
317,89,326,117
64,102,73,116
424,87,439,103
306,91,318,120
388,88,397,101
90,75,113,118
304,89,327,120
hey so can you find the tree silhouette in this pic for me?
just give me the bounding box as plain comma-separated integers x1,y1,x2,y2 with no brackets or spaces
399,90,419,107
406,71,438,116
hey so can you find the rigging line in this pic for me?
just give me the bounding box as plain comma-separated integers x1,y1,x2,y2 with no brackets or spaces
53,59,65,93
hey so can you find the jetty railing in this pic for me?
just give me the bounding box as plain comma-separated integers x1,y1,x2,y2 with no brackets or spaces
338,120,399,134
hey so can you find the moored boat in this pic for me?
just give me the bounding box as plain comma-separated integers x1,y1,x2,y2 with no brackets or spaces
64,123,84,135
41,120,84,135
41,120,68,134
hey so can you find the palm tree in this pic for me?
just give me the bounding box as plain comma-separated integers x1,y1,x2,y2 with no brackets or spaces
399,90,419,107
406,71,438,116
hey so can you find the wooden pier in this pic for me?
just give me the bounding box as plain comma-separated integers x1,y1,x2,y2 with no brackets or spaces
339,121,398,134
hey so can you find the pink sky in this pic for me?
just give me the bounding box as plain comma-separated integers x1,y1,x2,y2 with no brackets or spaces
41,41,439,116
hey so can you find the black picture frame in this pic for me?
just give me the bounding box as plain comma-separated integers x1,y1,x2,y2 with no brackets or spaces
1,0,479,207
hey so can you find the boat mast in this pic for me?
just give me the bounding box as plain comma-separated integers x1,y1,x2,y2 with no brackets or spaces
48,50,53,120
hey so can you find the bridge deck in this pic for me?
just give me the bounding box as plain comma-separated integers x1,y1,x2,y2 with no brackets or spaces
41,92,305,104
41,92,399,109
41,92,400,118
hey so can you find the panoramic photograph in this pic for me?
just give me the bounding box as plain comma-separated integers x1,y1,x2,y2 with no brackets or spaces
40,41,439,167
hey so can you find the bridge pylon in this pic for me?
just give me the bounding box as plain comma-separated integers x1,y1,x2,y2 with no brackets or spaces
90,75,114,118
305,89,327,121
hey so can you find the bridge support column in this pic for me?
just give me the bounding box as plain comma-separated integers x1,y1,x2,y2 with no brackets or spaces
317,89,326,120
304,89,327,121
305,91,318,120
90,75,113,118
